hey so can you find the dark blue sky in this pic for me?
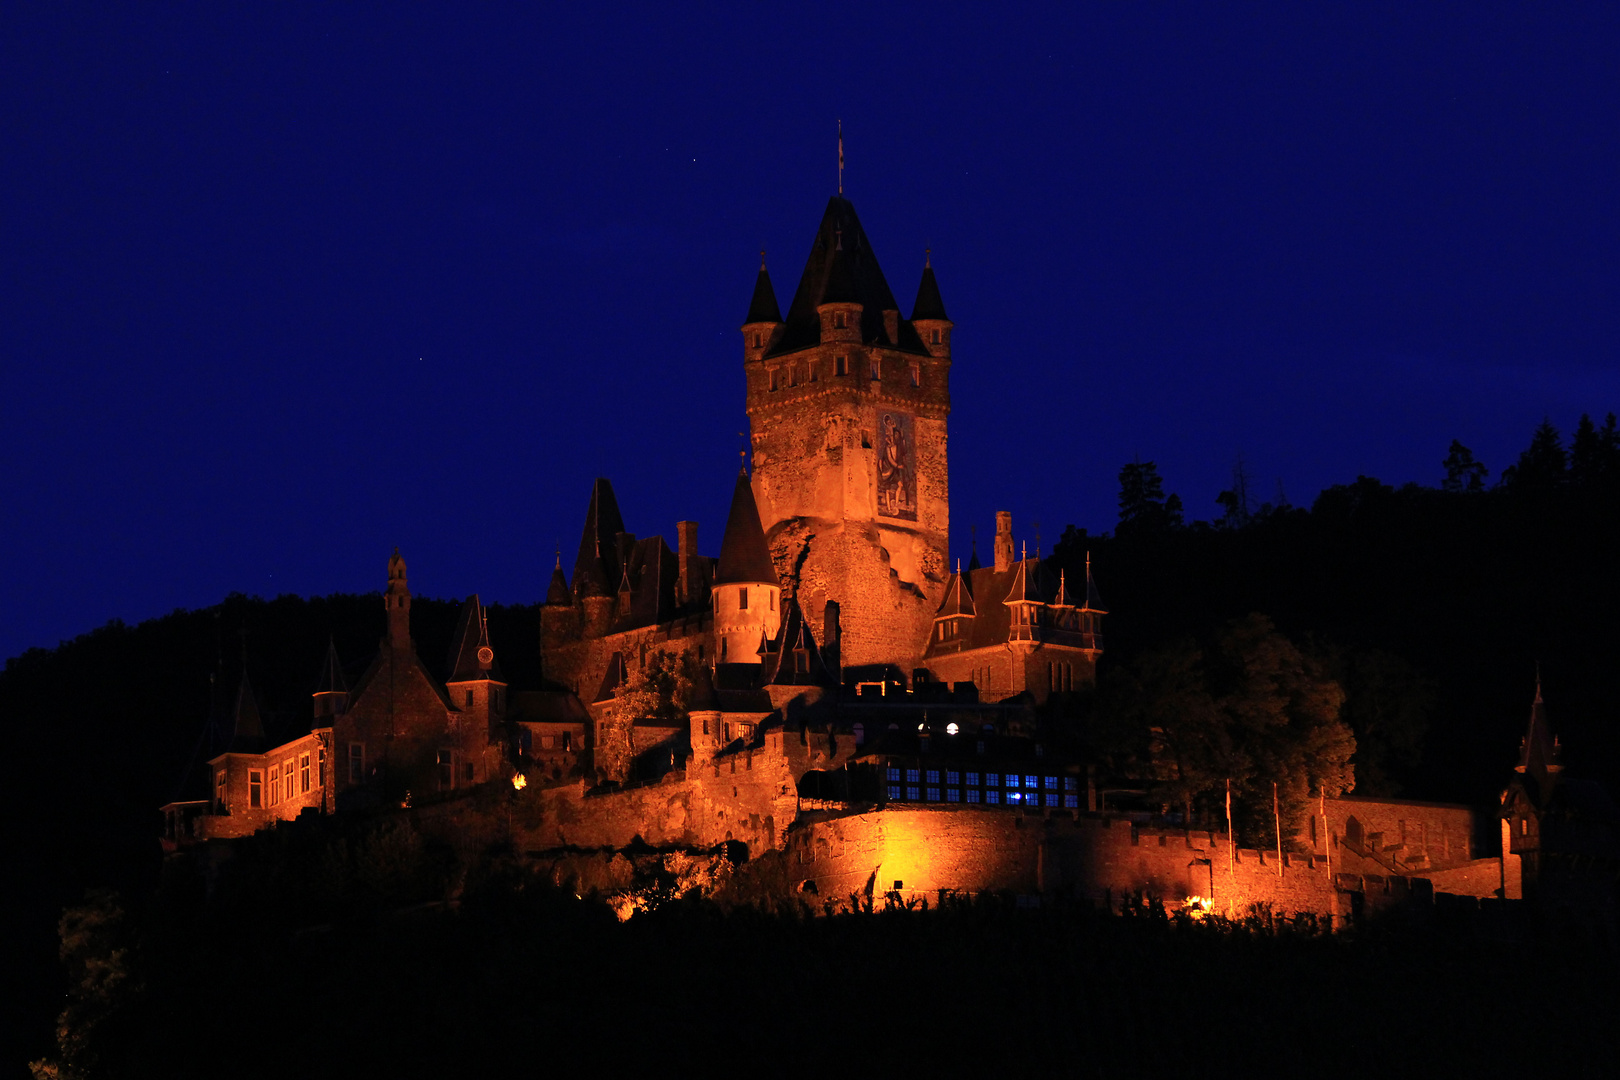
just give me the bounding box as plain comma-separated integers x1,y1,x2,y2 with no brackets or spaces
4,4,1617,662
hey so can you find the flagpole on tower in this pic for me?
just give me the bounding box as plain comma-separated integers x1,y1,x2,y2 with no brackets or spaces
838,119,844,196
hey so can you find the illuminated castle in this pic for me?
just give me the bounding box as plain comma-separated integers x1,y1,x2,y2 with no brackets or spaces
160,192,1613,921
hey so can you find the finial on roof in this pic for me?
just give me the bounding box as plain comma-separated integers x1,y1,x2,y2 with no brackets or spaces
956,558,961,574
1021,542,1027,561
835,225,843,251
760,249,767,272
837,118,844,196
1535,662,1543,703
925,247,931,269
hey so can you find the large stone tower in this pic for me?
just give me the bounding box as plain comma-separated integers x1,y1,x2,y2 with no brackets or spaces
743,197,952,672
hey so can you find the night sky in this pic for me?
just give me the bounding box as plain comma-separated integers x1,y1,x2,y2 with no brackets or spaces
4,4,1617,663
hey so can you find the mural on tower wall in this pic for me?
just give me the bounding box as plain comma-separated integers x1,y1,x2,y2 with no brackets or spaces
877,410,917,521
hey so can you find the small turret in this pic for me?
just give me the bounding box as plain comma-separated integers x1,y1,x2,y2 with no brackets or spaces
816,233,864,345
1004,545,1046,644
994,512,1015,574
911,253,952,358
573,478,626,638
312,636,348,720
385,548,411,650
742,253,783,363
933,561,977,646
712,469,782,665
446,594,507,736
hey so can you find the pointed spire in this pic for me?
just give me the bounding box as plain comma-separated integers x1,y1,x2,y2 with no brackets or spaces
967,536,982,573
573,478,626,599
714,469,778,586
1004,553,1045,605
821,240,859,304
316,636,347,694
1517,675,1562,779
228,669,265,750
1051,570,1075,608
935,564,977,618
912,257,949,322
1081,551,1106,613
545,557,572,606
447,595,500,682
744,255,783,325
774,196,905,355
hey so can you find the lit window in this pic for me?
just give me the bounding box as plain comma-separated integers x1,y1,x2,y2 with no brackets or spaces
348,743,365,784
967,789,980,803
215,770,226,811
1046,794,1059,808
887,785,901,800
906,769,920,783
1026,775,1039,789
301,753,311,793
926,787,940,801
887,766,901,782
249,770,263,808
1064,795,1079,809
946,771,960,785
1007,792,1022,803
946,722,959,735
966,772,979,787
926,770,940,784
1045,776,1058,790
907,786,920,800
986,773,1000,787
986,790,1000,804
946,789,960,802
269,765,280,805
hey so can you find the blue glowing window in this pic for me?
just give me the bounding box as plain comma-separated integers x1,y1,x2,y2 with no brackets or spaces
887,785,901,800
946,771,960,785
907,786,920,800
1025,775,1039,789
906,769,920,783
946,789,960,802
1045,794,1059,807
926,769,940,784
926,787,940,801
887,767,900,782
1007,792,1022,803
967,789,980,803
986,790,1000,804
1064,794,1079,808
986,773,1000,787
1045,776,1059,790
1064,776,1078,791
966,772,980,786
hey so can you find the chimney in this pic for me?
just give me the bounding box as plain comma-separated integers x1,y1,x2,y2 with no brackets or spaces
995,512,1014,573
677,521,700,606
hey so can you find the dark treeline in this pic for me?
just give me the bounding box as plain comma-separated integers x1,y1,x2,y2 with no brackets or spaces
1053,416,1620,812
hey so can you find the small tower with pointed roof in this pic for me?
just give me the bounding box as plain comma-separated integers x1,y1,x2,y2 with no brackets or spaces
713,468,782,665
573,478,625,639
742,252,783,363
313,636,348,720
386,548,411,651
445,594,507,738
911,252,952,358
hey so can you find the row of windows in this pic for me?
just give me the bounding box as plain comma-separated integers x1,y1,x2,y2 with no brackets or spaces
885,784,1079,809
885,768,1075,792
766,358,922,391
241,750,322,810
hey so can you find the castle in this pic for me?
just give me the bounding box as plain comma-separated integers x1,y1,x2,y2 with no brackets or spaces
160,192,1616,921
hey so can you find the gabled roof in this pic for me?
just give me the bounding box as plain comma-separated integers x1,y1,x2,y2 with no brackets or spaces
446,594,502,683
768,196,931,358
744,260,782,324
760,597,835,688
608,534,681,634
935,566,976,618
315,636,347,695
911,260,949,322
572,478,626,599
714,470,778,586
1003,557,1045,605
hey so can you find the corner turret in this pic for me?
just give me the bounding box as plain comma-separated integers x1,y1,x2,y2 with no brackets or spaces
446,594,507,733
742,253,783,363
313,636,348,720
712,469,782,664
911,253,952,358
385,548,411,651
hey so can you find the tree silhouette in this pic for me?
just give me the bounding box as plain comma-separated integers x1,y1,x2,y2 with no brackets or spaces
1441,440,1488,493
1500,418,1566,490
1117,460,1183,534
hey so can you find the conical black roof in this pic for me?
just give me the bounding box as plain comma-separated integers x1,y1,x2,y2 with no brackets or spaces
573,478,626,599
714,470,778,586
935,567,977,618
769,196,930,357
744,263,782,324
447,594,501,683
545,559,572,606
315,636,347,695
227,670,266,752
911,262,949,321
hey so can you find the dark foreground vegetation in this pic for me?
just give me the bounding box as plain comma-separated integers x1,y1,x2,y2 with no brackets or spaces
31,850,1620,1079
10,417,1620,1072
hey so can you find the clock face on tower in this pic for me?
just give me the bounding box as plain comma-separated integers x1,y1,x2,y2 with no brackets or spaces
477,646,494,666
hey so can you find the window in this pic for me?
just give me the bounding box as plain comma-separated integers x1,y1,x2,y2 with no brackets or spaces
768,368,779,391
986,773,1000,787
1007,792,1022,804
1045,776,1058,790
249,770,263,808
1026,775,1040,789
215,770,226,811
870,358,880,381
887,785,901,800
348,743,365,784
300,753,311,793
910,363,920,387
753,332,762,347
1046,794,1059,808
835,355,847,376
931,328,941,345
926,770,940,784
703,717,710,736
966,772,979,787
438,750,455,790
986,790,1000,805
1064,795,1079,809
947,771,960,785
739,587,748,610
946,789,961,802
906,769,920,783
1064,776,1078,791
967,789,981,803
285,759,294,797
770,591,776,611
269,765,280,805
466,689,474,707
906,786,920,800
318,747,325,787
462,763,475,783
926,787,940,801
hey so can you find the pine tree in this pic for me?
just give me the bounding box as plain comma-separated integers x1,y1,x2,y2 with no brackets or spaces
1441,440,1488,493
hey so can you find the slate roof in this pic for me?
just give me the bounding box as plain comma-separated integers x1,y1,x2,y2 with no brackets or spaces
227,670,266,753
573,478,626,599
935,568,976,618
760,597,836,688
446,594,503,683
714,469,778,586
744,261,782,324
911,261,949,322
608,534,683,633
594,652,628,704
545,560,572,606
315,636,347,695
922,560,1099,661
768,196,932,358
